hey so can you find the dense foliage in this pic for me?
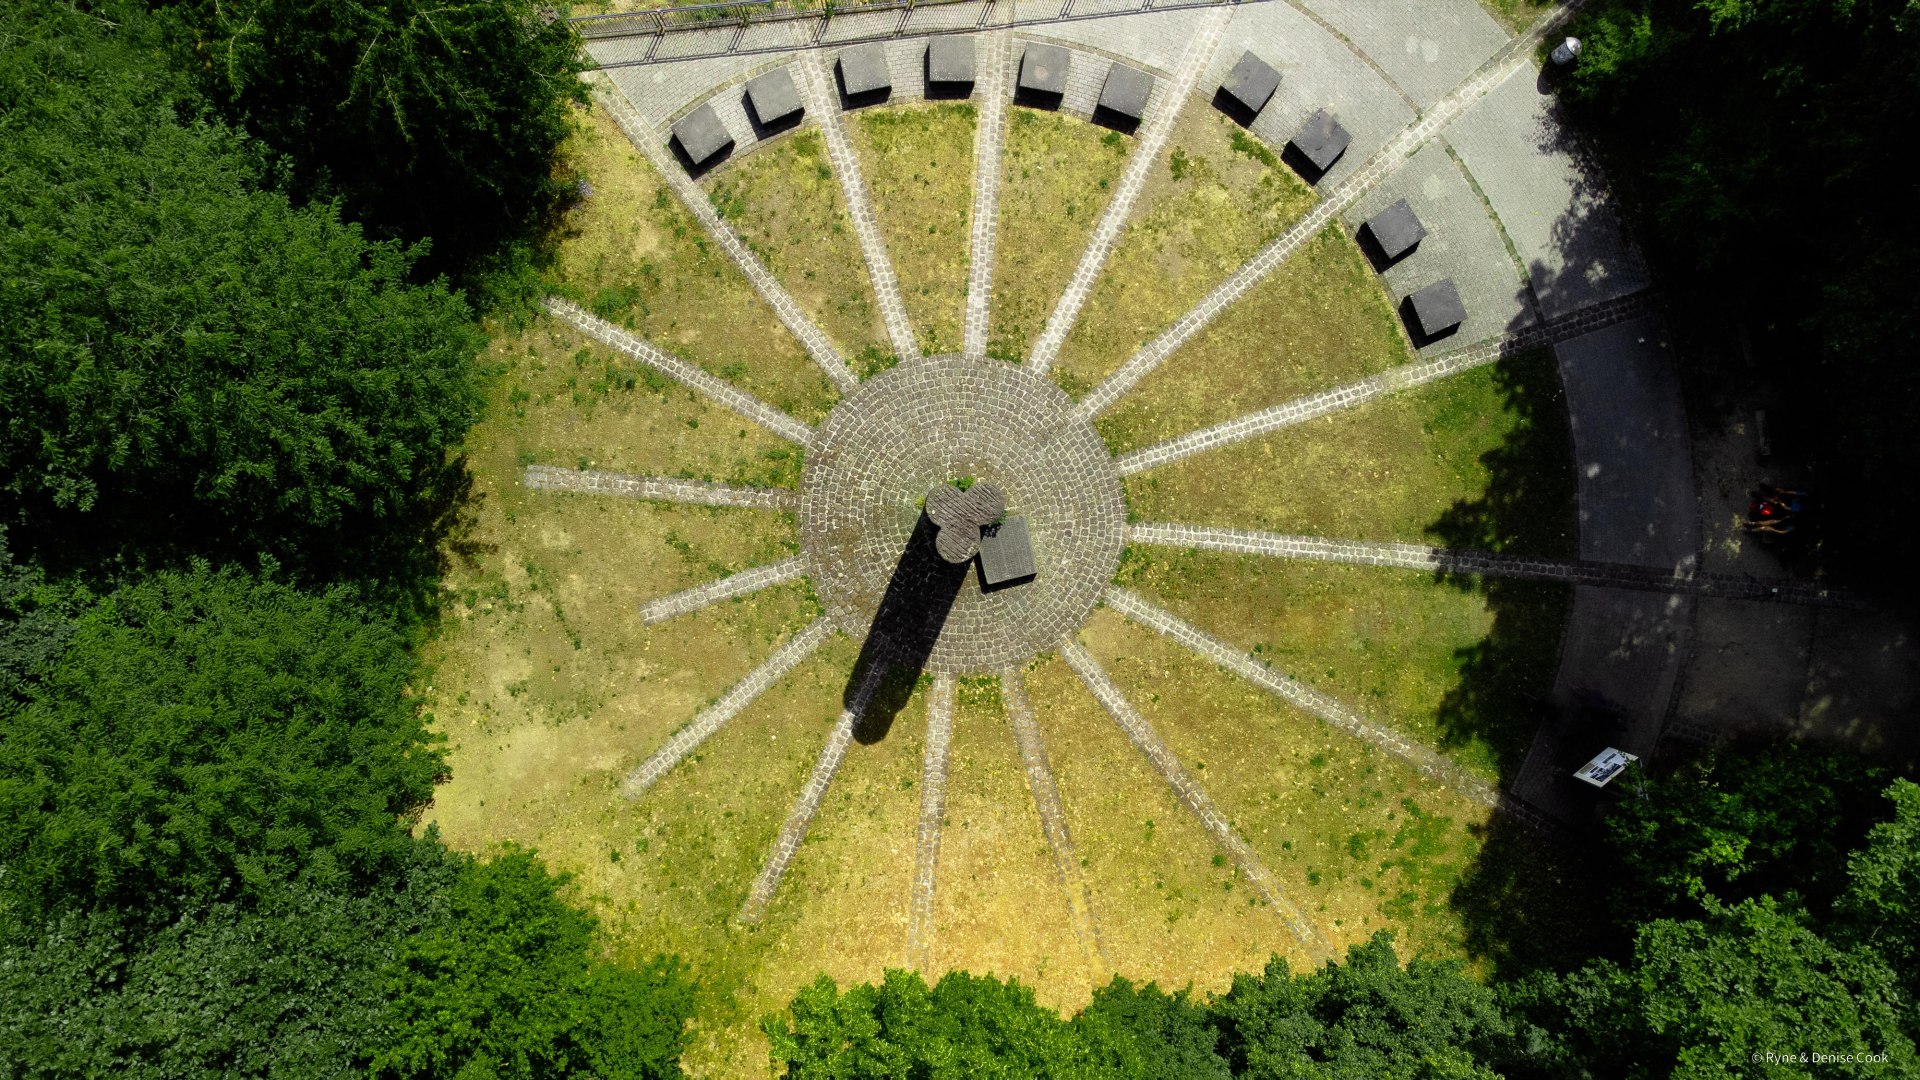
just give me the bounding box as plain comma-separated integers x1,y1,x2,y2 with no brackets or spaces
163,0,590,273
1558,0,1920,588
0,0,484,583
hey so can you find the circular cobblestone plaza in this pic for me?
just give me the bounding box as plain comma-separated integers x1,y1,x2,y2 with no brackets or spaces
799,357,1125,673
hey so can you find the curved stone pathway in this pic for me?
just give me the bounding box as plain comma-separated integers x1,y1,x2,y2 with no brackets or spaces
907,673,954,971
1003,666,1111,976
1060,640,1332,959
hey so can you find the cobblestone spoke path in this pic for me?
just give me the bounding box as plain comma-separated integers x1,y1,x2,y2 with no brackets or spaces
621,619,836,800
1077,0,1598,419
1115,292,1650,475
908,673,956,971
1026,8,1231,376
798,53,922,364
547,298,819,446
963,31,1011,362
1059,639,1332,960
524,465,798,510
1128,524,1859,607
1003,667,1112,975
587,74,858,392
739,659,891,924
639,557,810,625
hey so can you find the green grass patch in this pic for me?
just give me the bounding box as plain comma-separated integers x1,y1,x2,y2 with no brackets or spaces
1050,104,1317,398
703,128,889,365
989,110,1132,362
850,103,978,356
1095,225,1411,454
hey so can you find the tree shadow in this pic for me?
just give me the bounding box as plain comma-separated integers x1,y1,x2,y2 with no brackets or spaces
842,511,968,744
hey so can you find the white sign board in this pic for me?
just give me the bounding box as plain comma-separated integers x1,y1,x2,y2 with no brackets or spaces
1573,747,1639,788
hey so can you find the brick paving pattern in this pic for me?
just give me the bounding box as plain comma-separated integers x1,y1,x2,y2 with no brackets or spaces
620,619,836,800
1078,0,1594,419
523,465,798,510
1003,666,1111,975
799,358,1125,672
797,53,923,362
1059,640,1332,959
1127,524,1859,607
908,673,956,971
1025,7,1230,375
1114,290,1650,474
547,298,820,446
586,74,859,392
963,31,1012,361
739,661,890,923
639,557,810,625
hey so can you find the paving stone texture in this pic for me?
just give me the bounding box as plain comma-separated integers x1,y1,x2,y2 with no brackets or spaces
639,557,809,625
1295,0,1508,107
799,358,1125,672
908,673,956,971
523,465,798,510
963,31,1011,361
1003,666,1111,974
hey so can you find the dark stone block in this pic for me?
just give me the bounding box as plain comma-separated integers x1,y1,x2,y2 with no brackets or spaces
1219,51,1281,119
838,43,892,100
1406,279,1467,340
744,67,802,128
978,517,1037,589
1362,198,1426,265
669,103,732,169
1019,44,1071,101
1096,63,1154,130
1288,108,1351,179
927,37,975,88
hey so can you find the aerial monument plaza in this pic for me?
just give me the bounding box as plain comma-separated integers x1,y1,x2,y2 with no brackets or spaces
420,0,1852,1069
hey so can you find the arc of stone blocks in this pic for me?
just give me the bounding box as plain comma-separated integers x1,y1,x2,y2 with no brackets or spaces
739,659,892,924
621,618,835,800
523,465,798,510
1113,291,1652,475
1002,666,1112,976
1100,587,1513,815
1076,0,1601,419
1126,524,1862,608
795,52,922,364
640,557,809,625
962,31,1012,362
584,73,860,393
1026,8,1232,376
1057,640,1333,961
546,298,819,446
908,673,956,972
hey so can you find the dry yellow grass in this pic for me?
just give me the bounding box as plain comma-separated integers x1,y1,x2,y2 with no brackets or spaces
849,103,978,356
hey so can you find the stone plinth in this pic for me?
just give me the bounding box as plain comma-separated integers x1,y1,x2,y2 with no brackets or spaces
670,103,732,167
1220,51,1281,116
745,67,802,126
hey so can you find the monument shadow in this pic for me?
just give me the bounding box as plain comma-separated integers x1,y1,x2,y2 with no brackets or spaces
843,511,970,743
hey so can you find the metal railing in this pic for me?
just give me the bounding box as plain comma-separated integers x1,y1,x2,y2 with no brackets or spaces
570,0,1251,65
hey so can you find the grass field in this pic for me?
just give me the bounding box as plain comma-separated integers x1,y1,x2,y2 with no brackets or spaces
1049,102,1318,398
988,108,1133,362
703,129,892,371
1095,224,1412,454
849,103,978,356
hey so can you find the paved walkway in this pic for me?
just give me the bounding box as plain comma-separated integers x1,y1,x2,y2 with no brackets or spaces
1060,640,1331,959
522,465,798,510
962,32,1011,362
1003,667,1111,976
908,674,955,971
639,557,809,625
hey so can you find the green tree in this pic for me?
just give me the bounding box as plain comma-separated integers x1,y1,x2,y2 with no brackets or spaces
0,566,445,916
1836,779,1920,998
1209,933,1511,1079
1071,978,1228,1080
0,3,484,585
373,847,694,1079
166,0,590,273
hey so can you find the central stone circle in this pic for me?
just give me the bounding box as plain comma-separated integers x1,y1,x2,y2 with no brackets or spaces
799,357,1127,674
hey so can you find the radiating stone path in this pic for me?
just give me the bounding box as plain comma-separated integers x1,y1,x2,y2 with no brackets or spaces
962,31,1011,362
546,298,818,445
908,673,955,971
1059,641,1332,960
584,74,858,392
621,619,835,800
1077,0,1596,419
1025,7,1231,375
740,660,890,924
1003,667,1111,975
523,465,798,510
1128,524,1860,607
639,557,809,625
798,53,921,363
1114,291,1651,475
